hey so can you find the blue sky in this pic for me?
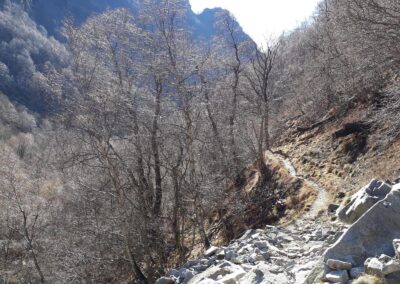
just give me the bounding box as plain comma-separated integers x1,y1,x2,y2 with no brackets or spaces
190,0,321,45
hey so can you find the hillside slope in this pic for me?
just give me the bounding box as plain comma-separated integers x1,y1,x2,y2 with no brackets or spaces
275,77,400,208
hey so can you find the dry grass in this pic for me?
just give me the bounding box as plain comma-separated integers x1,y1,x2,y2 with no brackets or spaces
353,275,383,284
244,171,261,193
285,184,316,210
274,99,400,208
265,151,317,213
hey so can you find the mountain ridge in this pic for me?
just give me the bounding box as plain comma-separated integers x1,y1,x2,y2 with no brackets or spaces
23,0,251,42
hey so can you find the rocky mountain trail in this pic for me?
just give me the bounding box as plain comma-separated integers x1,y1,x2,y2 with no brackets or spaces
158,219,346,284
268,150,330,220
157,152,345,284
158,150,400,284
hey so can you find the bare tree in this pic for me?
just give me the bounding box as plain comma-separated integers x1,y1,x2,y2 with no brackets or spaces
245,40,280,162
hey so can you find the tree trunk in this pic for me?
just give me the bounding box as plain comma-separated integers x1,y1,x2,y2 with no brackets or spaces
22,213,45,284
152,81,163,217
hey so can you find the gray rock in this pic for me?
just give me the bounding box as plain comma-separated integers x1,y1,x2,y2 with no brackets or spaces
238,267,264,284
378,254,392,262
386,271,400,284
188,261,242,284
328,203,340,213
156,277,175,284
240,264,255,272
393,239,400,259
200,258,210,265
237,244,254,255
239,229,257,241
175,268,194,281
204,246,219,257
219,269,246,284
349,267,364,279
231,256,244,265
216,250,226,260
265,225,278,232
383,259,400,275
191,264,209,272
291,261,318,284
326,232,342,245
244,255,256,264
304,259,325,284
278,234,295,243
308,243,324,254
365,257,384,277
266,264,285,274
185,260,201,268
335,205,345,217
337,179,391,224
225,250,237,261
239,263,289,284
261,252,270,260
325,186,400,266
254,241,268,250
326,259,352,270
368,180,392,196
325,270,349,283
178,268,189,275
197,279,219,284
169,269,180,277
184,271,195,282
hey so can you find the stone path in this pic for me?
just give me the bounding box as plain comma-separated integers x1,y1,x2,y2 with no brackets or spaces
161,218,345,284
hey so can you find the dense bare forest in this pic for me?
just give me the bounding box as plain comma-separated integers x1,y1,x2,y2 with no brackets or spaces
0,0,399,283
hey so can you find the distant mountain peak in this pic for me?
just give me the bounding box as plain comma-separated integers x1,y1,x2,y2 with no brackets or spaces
17,0,251,43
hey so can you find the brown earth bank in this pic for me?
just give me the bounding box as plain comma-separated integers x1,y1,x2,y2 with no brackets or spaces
206,152,317,245
273,89,400,213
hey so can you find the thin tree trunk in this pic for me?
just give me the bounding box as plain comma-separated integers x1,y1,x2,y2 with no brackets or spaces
263,100,270,151
152,81,163,217
202,81,226,159
172,168,181,248
124,233,148,284
229,72,240,174
22,213,45,284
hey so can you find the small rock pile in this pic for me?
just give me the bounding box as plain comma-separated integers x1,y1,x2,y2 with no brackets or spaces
158,220,345,284
323,259,353,283
322,247,400,284
365,253,400,282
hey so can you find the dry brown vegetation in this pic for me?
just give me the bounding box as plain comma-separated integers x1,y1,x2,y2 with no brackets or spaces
285,185,316,211
275,94,400,206
207,151,319,243
353,275,384,284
